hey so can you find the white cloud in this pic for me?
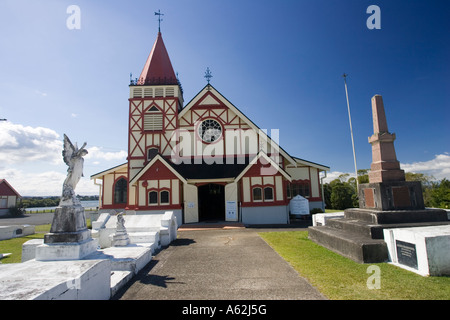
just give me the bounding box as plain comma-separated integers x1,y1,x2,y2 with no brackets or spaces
401,153,450,180
34,90,47,97
324,153,450,184
85,146,127,162
0,122,126,196
0,121,62,165
322,171,355,183
0,121,127,165
0,168,98,196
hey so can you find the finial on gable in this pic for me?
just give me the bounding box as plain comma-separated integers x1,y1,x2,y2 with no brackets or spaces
204,67,213,85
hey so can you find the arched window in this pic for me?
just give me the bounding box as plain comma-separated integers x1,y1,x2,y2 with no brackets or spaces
264,187,274,201
252,187,262,201
114,178,127,204
160,190,170,204
149,191,158,205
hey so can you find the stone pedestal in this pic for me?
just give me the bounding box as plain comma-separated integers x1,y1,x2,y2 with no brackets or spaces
36,205,97,261
358,181,424,211
110,231,130,247
44,206,90,243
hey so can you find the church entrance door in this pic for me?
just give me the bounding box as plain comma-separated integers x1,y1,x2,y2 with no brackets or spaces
198,183,225,221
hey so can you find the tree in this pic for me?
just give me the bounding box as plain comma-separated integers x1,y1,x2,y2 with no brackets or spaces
429,178,450,209
357,169,369,184
328,179,356,210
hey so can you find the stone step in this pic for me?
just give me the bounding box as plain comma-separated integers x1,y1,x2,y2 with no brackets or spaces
326,219,384,239
326,218,450,240
308,226,388,263
110,271,133,297
344,208,448,224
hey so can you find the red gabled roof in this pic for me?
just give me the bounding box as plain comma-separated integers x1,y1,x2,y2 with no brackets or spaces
0,179,21,197
138,32,178,86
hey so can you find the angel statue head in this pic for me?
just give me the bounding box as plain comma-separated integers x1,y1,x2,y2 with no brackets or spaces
60,134,88,206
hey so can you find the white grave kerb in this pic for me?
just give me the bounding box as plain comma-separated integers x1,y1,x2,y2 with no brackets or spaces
383,225,450,276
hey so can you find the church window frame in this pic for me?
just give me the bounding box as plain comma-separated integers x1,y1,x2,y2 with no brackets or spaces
114,177,128,204
252,187,263,202
160,190,170,205
147,147,159,161
143,105,164,132
148,190,158,205
288,180,311,198
264,187,274,201
198,118,222,143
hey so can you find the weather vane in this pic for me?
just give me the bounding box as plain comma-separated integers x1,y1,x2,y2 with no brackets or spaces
204,67,212,85
155,9,164,32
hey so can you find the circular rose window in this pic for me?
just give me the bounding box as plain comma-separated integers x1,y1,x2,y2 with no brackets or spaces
198,119,222,143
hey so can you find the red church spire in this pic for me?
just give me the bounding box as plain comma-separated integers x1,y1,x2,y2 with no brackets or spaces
138,32,178,85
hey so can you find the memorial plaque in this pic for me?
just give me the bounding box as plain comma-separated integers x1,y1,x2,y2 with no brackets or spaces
396,240,418,269
289,195,309,216
364,188,375,208
392,186,411,208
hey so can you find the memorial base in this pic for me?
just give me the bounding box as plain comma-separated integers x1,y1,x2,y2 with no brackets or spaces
35,238,98,261
38,205,98,261
110,232,130,247
45,205,89,244
308,208,449,263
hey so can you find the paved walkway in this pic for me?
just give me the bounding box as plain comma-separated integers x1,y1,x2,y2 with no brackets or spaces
0,213,54,226
113,227,326,300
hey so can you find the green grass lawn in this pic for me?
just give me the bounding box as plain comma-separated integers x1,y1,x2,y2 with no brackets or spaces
259,231,450,300
1,222,90,264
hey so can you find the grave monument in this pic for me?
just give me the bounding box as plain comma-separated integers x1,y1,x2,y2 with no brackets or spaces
110,212,131,247
36,134,98,261
309,95,449,263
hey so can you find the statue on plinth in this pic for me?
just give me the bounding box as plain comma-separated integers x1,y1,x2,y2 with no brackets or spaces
111,212,130,247
37,134,97,261
61,134,88,206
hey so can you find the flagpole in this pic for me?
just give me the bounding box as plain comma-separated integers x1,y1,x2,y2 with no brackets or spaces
343,74,359,192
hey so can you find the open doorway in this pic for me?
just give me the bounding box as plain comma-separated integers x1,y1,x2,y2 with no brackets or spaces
198,183,225,221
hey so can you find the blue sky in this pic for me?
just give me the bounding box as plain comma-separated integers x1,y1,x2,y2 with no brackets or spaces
0,0,449,196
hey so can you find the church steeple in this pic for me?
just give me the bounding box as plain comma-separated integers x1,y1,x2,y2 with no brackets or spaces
137,32,178,86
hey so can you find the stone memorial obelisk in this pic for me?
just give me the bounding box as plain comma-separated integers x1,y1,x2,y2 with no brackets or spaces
358,95,424,210
308,95,448,263
36,134,98,261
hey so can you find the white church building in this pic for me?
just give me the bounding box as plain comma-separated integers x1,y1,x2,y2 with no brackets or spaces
91,30,329,225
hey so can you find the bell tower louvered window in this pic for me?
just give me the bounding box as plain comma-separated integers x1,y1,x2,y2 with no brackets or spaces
144,106,163,131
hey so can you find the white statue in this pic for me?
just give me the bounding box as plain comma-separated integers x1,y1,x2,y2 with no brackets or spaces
60,134,88,206
116,212,127,233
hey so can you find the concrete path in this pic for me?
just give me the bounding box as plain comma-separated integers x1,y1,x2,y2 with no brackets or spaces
0,213,54,226
113,227,326,300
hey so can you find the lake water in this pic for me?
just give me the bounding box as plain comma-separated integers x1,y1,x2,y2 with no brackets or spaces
25,200,100,212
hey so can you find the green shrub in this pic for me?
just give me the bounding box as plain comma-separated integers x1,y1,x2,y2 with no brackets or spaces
8,206,25,217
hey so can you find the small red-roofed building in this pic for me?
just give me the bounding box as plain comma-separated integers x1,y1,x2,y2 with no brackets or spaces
0,179,21,216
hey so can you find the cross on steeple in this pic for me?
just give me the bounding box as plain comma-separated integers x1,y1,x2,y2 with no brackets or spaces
155,9,164,32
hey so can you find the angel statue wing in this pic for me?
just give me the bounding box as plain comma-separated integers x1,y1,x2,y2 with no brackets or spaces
62,134,76,168
60,134,88,206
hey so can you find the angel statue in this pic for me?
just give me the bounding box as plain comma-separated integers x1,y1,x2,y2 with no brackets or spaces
60,134,88,206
